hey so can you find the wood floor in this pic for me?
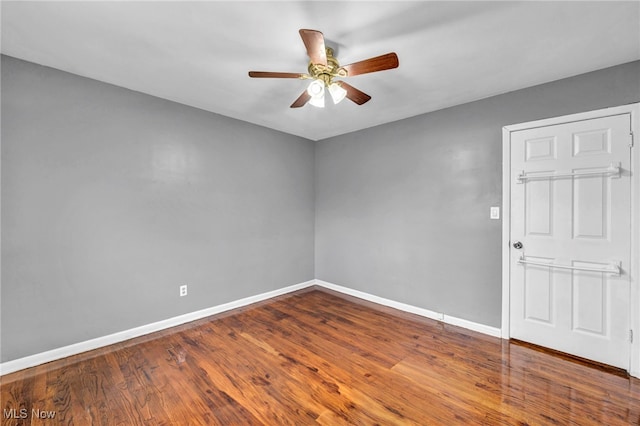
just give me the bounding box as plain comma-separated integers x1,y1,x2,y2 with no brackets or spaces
2,287,639,425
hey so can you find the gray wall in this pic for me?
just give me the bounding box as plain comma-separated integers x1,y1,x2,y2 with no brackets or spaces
315,61,640,328
1,56,315,362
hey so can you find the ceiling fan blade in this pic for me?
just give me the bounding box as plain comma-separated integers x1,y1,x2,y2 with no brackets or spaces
342,52,399,77
248,71,306,79
338,81,371,105
290,90,312,108
299,29,327,65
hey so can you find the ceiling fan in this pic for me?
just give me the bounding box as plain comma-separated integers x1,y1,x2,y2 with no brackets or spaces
248,29,399,108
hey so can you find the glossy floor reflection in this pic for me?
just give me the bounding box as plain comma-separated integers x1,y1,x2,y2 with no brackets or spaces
2,287,639,425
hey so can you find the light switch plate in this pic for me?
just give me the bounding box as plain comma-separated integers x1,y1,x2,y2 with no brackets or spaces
490,206,500,220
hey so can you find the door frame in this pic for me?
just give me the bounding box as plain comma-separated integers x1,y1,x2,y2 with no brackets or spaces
501,103,640,377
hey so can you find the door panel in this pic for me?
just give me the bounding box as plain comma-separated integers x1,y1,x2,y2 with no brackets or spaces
525,179,553,236
572,264,608,335
573,173,608,239
523,257,553,323
510,114,631,369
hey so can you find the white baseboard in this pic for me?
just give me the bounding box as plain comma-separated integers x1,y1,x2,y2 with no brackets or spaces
0,280,316,376
1,278,503,376
314,280,503,339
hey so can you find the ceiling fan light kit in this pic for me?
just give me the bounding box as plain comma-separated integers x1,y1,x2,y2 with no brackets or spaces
328,82,347,104
307,80,325,108
249,29,399,108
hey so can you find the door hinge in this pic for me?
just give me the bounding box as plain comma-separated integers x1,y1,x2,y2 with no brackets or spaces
631,329,634,343
631,131,635,148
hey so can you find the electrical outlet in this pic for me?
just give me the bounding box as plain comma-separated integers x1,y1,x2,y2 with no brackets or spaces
179,285,188,297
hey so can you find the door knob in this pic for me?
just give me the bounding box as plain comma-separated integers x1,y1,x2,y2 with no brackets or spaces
513,241,523,249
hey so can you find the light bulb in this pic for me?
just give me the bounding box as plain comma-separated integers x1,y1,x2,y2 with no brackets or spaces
308,94,325,108
307,79,324,97
306,79,325,108
328,82,347,104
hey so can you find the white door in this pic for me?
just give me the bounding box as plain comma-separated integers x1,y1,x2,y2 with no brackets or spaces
510,113,632,369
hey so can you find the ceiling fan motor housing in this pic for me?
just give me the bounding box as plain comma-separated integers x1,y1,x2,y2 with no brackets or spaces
308,47,347,86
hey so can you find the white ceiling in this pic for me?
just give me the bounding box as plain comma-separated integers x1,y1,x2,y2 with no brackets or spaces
2,1,639,141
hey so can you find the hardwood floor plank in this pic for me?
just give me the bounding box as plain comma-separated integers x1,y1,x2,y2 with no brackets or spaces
2,287,639,425
172,322,319,425
232,298,506,424
236,330,415,425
